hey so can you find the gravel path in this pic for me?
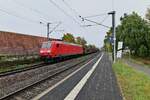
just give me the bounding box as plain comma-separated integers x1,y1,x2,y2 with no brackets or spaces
123,59,150,76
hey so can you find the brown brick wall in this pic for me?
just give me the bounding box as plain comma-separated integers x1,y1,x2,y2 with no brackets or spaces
0,31,58,55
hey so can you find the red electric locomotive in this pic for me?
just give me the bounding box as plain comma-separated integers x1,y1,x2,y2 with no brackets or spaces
40,40,84,61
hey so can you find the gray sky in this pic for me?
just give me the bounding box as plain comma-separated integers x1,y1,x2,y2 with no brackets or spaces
0,0,150,47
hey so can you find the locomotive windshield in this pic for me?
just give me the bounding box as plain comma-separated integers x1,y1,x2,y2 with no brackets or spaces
41,41,51,48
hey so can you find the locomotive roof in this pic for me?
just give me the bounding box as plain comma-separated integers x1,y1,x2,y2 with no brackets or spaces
43,40,82,47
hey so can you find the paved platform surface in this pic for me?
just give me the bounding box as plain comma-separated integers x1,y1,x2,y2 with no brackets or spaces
75,53,122,100
35,53,122,100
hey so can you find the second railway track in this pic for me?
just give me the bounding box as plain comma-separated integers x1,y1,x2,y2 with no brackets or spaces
0,54,88,77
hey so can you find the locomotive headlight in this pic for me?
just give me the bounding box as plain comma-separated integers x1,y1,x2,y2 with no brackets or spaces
40,50,44,53
47,50,51,53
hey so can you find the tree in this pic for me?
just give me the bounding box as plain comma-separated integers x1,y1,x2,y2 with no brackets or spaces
76,37,82,45
146,8,150,21
103,30,113,52
85,44,99,53
138,45,148,57
116,12,150,56
76,37,87,47
62,33,75,43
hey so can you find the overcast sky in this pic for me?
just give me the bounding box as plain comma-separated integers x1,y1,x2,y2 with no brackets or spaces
0,0,150,47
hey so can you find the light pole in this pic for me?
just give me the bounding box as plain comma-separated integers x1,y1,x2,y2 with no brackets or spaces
48,22,62,40
108,11,116,63
40,22,62,41
47,22,51,40
79,13,116,63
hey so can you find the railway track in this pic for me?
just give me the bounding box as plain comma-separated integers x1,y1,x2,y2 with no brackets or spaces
0,55,84,77
0,62,45,77
0,53,98,100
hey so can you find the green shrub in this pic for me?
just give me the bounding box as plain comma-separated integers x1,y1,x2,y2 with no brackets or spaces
138,45,148,57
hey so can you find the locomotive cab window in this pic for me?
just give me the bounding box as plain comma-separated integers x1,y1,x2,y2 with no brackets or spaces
41,41,51,48
56,44,59,47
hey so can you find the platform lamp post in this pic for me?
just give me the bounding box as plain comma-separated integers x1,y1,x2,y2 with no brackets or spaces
108,11,116,63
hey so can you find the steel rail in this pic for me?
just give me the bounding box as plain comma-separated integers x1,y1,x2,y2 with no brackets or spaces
0,55,95,100
0,62,45,77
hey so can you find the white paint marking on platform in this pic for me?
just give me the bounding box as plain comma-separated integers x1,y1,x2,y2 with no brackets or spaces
64,53,104,100
32,54,101,100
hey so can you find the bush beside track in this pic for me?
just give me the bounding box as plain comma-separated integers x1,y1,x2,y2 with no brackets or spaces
113,60,150,100
0,55,41,73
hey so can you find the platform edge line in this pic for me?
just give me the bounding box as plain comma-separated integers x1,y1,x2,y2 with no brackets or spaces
31,54,101,100
64,53,104,100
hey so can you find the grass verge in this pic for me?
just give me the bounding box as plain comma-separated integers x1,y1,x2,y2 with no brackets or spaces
0,58,41,73
113,60,150,100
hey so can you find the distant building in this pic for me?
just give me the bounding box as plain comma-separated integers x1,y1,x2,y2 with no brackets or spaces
122,47,130,56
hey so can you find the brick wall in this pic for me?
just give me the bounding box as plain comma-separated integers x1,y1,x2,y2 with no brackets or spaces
0,31,59,55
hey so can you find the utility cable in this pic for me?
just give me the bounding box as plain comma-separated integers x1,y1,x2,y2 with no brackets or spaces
100,15,109,24
62,0,92,35
12,0,50,23
48,0,81,25
62,0,79,16
79,16,110,28
83,13,107,18
0,8,43,25
82,15,109,27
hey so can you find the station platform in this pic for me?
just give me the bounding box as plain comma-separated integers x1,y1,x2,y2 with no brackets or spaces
32,53,123,100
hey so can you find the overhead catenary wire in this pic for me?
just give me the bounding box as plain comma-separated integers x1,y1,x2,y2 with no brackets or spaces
99,15,109,24
49,22,62,33
12,0,63,26
62,0,80,16
62,0,86,28
62,0,108,28
49,0,87,37
79,16,110,28
62,0,94,36
48,0,81,26
82,15,109,27
83,13,108,19
48,22,62,39
62,0,111,35
11,0,50,23
0,8,43,25
80,24,99,27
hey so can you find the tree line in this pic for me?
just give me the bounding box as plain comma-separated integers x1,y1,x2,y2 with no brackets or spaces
104,8,150,57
